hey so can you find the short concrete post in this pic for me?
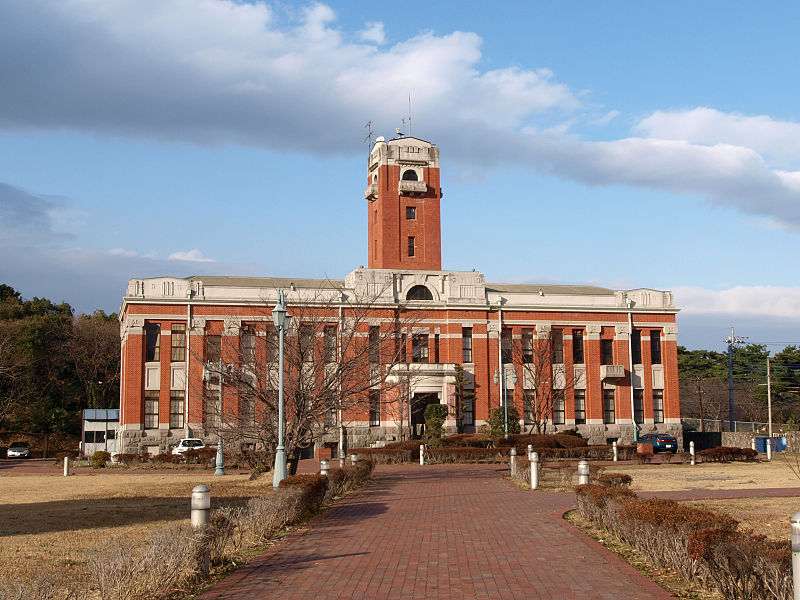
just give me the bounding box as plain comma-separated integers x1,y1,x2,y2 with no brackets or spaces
767,438,772,461
612,441,618,462
527,444,533,461
752,437,757,452
577,460,590,485
419,444,425,466
339,456,345,468
320,458,330,476
63,456,70,476
791,511,800,600
191,485,211,529
530,452,539,490
349,453,358,466
690,441,696,466
510,448,517,477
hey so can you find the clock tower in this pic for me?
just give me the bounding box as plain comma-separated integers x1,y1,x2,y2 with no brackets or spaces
364,135,442,271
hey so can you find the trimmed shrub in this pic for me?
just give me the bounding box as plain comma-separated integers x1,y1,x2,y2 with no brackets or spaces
488,406,521,436
347,448,414,464
596,473,633,489
324,459,375,501
90,450,111,469
697,446,758,462
115,453,140,466
0,572,88,600
425,447,509,463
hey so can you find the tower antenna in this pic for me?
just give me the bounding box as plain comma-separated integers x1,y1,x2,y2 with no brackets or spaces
408,93,412,137
363,120,373,153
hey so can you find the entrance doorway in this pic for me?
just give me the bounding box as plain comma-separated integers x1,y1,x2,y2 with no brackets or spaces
410,393,439,439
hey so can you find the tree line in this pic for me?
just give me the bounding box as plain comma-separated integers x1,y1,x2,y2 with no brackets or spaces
679,343,800,427
0,284,120,436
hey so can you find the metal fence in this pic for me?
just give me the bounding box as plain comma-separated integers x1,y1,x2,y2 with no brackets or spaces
682,417,788,433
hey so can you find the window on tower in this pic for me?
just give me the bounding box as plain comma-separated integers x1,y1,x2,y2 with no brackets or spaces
408,236,415,257
406,206,416,220
402,169,418,181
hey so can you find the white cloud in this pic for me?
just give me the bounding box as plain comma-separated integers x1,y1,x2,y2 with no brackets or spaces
359,21,385,44
634,108,800,169
168,249,215,262
2,2,800,229
108,247,138,257
675,285,800,320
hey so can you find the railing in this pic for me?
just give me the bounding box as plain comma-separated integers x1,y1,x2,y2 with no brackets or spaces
682,417,791,433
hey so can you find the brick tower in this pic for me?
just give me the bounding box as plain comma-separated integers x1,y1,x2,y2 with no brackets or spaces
364,135,442,270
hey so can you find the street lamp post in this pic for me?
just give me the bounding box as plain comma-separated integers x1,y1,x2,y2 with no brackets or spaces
494,368,518,439
272,290,291,489
203,360,226,476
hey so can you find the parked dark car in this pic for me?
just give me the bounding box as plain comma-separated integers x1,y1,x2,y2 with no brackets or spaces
638,433,678,453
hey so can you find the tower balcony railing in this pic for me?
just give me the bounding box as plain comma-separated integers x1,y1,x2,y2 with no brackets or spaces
398,180,427,195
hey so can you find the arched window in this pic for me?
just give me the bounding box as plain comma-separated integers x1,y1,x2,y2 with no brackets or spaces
372,173,378,183
406,285,433,301
402,169,418,181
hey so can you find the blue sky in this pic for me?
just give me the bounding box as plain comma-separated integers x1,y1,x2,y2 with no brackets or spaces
2,0,800,352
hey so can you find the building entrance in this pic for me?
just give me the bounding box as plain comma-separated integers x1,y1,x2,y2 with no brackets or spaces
410,393,440,439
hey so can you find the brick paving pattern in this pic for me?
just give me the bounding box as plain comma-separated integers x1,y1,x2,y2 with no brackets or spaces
200,464,676,600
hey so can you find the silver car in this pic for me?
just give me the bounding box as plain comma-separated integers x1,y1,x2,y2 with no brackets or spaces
7,442,30,458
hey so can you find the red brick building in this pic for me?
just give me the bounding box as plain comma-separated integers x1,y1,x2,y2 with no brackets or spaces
118,134,680,455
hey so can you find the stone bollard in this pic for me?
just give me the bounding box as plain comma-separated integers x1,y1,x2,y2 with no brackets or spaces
63,456,70,477
510,448,517,477
690,441,696,466
530,452,539,490
767,438,773,461
339,456,345,468
752,437,757,452
419,444,425,466
577,460,590,485
349,453,358,466
320,458,330,476
527,444,533,461
191,485,210,529
792,511,800,600
612,441,618,462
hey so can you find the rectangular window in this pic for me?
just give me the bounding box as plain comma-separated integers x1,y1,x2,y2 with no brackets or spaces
552,391,565,425
633,389,644,425
651,331,662,365
572,329,584,364
206,334,221,364
266,329,278,363
522,328,533,364
523,390,536,425
300,325,314,362
603,389,616,424
145,323,160,362
171,323,186,362
501,328,512,364
369,389,380,426
324,403,337,428
574,390,586,424
653,390,664,423
408,236,415,257
406,206,416,220
400,333,407,362
601,339,614,365
368,326,380,364
462,394,474,426
551,329,564,363
144,390,159,429
324,325,338,363
462,327,473,363
632,329,642,365
434,334,440,363
238,395,255,425
412,334,429,363
241,324,255,363
169,390,185,429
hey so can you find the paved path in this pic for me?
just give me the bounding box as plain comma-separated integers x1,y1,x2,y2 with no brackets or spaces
200,464,676,600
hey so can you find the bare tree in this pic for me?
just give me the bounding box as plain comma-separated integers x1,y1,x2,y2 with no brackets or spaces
0,323,28,426
200,284,418,471
64,311,121,409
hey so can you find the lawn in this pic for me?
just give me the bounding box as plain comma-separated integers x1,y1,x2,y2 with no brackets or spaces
0,470,274,584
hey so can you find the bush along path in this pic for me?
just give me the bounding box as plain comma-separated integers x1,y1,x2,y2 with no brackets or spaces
0,460,375,600
575,479,792,600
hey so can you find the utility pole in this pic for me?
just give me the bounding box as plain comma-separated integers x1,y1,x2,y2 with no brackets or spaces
767,356,773,438
725,327,746,432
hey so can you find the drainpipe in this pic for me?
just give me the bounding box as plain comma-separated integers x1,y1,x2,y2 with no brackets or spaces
185,301,191,439
498,304,504,408
338,302,344,461
627,299,638,443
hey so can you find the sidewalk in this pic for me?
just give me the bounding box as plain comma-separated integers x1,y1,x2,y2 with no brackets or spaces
199,464,675,600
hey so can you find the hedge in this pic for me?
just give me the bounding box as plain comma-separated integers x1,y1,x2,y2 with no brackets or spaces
697,446,758,462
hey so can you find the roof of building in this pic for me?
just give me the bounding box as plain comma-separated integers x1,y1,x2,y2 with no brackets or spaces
485,283,616,296
187,275,345,289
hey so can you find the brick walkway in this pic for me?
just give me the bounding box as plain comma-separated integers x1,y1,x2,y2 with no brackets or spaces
199,464,675,600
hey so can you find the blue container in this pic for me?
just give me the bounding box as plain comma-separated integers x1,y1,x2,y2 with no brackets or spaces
756,437,786,453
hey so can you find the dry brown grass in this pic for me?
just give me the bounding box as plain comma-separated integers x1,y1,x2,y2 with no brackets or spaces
0,472,273,584
681,497,799,542
606,457,800,492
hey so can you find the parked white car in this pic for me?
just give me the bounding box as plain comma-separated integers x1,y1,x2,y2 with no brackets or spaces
7,442,30,458
171,438,206,455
